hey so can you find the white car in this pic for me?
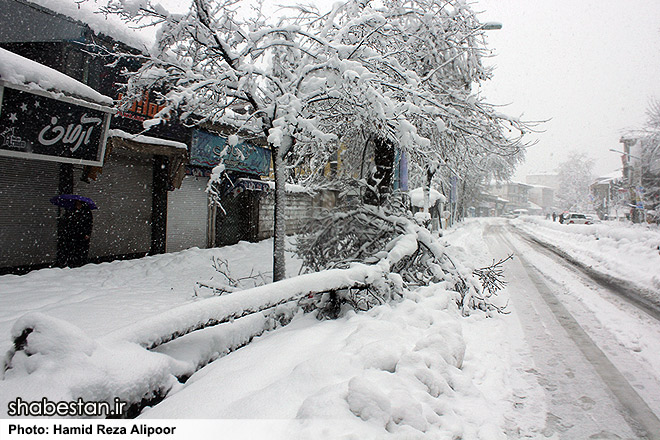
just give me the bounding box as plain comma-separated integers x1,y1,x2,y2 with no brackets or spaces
563,213,592,225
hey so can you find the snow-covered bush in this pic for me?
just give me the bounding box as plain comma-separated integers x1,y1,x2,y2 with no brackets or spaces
296,204,508,317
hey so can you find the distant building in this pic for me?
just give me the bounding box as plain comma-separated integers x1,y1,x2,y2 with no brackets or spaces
590,172,625,220
526,173,559,191
618,135,659,223
527,184,555,214
473,193,508,217
488,181,532,212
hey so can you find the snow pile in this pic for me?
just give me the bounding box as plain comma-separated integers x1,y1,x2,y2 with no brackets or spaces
0,48,113,106
142,285,506,439
1,313,181,416
514,216,660,295
295,288,470,437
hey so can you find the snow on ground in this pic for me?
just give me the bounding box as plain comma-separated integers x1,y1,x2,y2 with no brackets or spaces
513,216,660,294
141,287,508,439
0,239,299,356
2,216,658,437
0,224,517,438
504,216,660,422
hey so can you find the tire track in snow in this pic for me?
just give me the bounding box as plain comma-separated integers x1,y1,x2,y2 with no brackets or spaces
511,224,660,322
494,225,660,440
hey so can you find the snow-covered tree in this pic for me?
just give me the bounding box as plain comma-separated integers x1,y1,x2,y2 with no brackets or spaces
285,0,530,215
102,0,387,281
555,153,594,212
640,99,660,221
103,0,531,280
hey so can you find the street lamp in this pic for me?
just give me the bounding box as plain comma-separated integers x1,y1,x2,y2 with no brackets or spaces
481,22,503,30
609,148,641,160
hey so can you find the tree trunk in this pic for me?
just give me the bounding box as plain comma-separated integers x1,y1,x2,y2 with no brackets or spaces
423,168,433,214
272,136,292,282
364,136,395,206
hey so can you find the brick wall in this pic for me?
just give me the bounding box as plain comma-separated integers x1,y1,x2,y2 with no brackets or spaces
257,190,337,239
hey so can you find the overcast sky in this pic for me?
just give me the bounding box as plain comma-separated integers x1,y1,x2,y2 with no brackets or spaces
474,0,660,180
160,0,660,180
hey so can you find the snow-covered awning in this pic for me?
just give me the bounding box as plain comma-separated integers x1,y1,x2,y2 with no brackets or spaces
108,129,188,151
106,129,189,189
0,48,113,107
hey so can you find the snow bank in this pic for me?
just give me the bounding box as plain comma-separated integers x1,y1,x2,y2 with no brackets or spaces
514,216,660,296
144,284,504,438
1,313,181,417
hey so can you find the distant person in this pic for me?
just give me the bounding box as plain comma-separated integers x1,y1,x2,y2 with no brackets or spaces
61,200,94,267
558,212,565,224
552,212,557,222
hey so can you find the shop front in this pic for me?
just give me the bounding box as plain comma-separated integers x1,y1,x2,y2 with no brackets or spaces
0,50,112,272
189,128,271,246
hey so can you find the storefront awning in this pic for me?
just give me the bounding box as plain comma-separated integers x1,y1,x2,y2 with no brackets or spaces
105,130,188,189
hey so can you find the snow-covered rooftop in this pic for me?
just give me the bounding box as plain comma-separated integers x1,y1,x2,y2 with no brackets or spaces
0,47,113,106
22,0,155,52
594,170,623,184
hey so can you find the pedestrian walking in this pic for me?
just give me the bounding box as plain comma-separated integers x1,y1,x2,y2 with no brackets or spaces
51,194,96,268
61,200,94,267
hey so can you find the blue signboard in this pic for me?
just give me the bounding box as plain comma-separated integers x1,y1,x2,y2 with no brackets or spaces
393,150,409,191
449,175,458,203
190,129,271,176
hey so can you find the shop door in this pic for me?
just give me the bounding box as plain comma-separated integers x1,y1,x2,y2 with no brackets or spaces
166,175,209,252
0,157,59,268
216,191,257,246
74,151,153,259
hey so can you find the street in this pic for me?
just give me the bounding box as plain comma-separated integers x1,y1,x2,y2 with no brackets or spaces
483,221,660,439
2,217,660,440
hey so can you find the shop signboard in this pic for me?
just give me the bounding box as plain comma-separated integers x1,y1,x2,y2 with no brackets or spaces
0,84,111,166
190,129,271,176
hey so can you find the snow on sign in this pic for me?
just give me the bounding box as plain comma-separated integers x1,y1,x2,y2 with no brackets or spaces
0,84,111,166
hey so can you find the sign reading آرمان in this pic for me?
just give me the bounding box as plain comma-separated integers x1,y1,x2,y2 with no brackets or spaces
0,85,111,166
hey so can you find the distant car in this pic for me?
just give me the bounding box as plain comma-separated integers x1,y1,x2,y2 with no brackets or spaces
564,213,592,225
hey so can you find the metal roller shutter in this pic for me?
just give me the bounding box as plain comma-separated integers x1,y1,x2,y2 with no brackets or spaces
74,151,153,259
0,157,59,267
166,175,209,252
